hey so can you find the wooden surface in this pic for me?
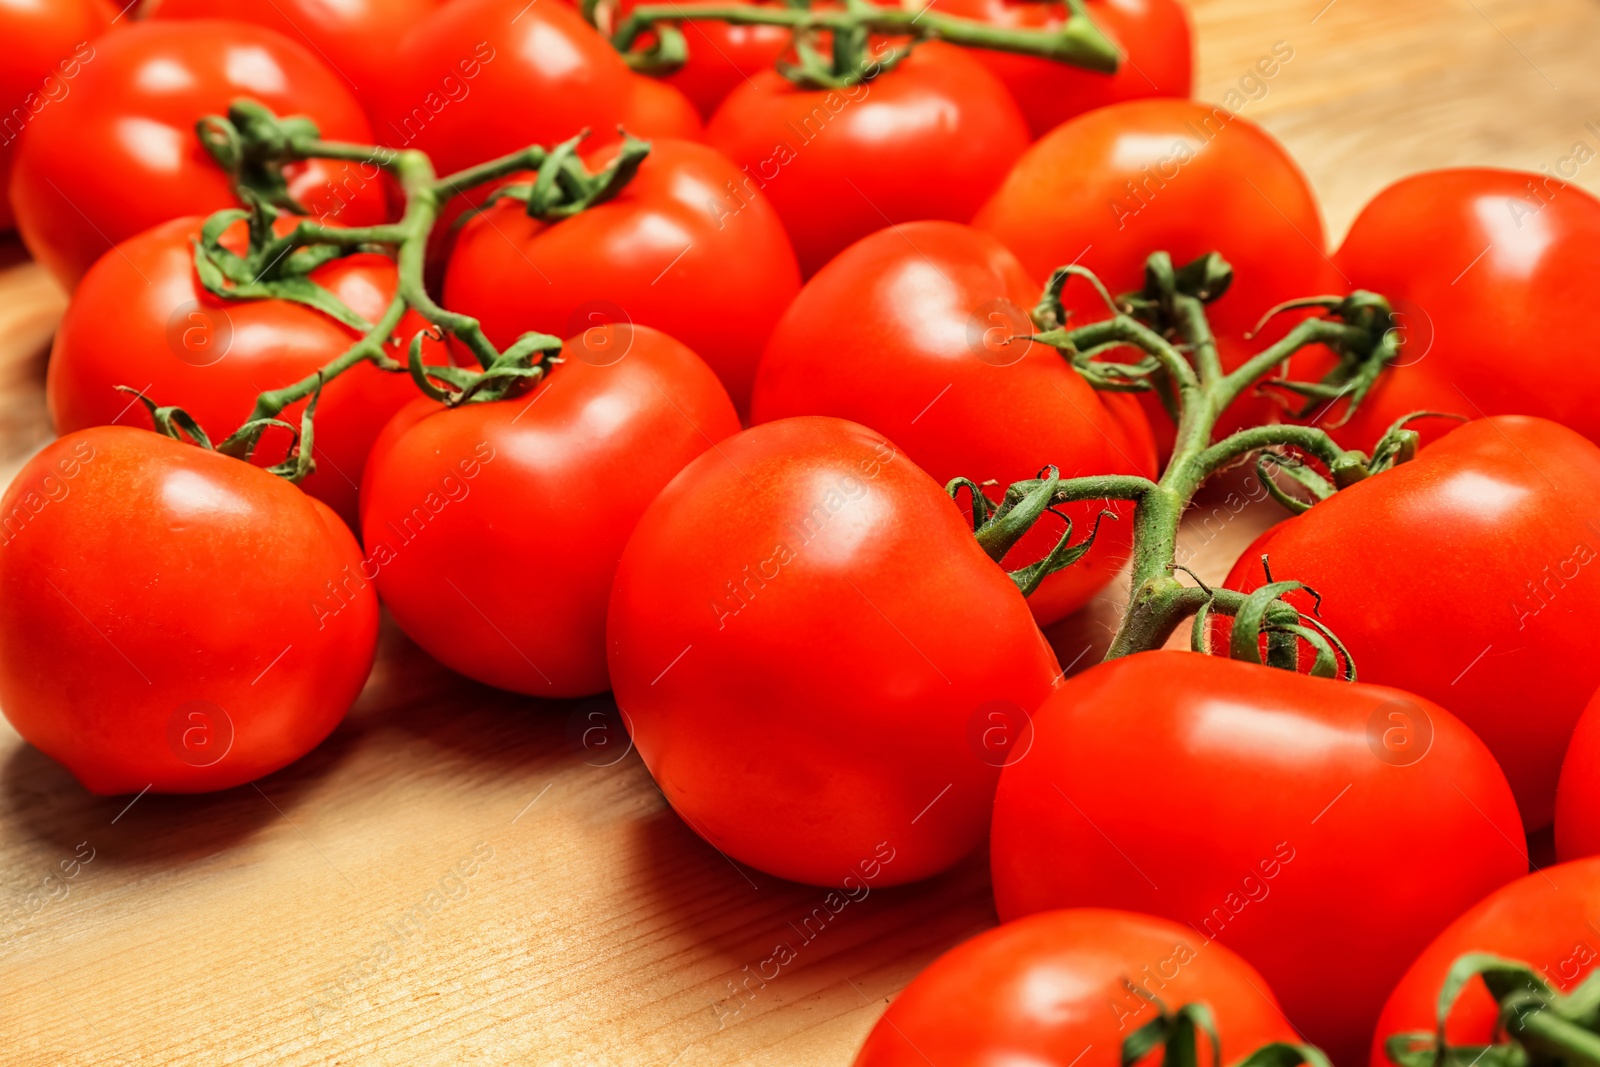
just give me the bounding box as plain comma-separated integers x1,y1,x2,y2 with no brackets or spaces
4,2,1600,1063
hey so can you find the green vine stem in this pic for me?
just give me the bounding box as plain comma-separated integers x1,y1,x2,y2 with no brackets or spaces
1124,991,1334,1067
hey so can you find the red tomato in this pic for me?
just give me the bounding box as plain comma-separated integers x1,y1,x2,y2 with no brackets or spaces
1223,416,1600,831
750,221,1156,625
853,908,1297,1067
618,0,791,119
47,215,445,529
10,19,388,289
625,74,704,141
608,416,1063,886
1317,169,1600,452
146,0,446,118
443,138,800,412
706,42,1030,276
921,0,1193,138
380,0,633,176
361,326,739,698
1554,688,1600,861
991,652,1525,1064
0,427,378,794
1370,858,1600,1065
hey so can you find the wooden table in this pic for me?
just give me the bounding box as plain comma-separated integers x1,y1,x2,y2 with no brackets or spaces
2,2,1597,1062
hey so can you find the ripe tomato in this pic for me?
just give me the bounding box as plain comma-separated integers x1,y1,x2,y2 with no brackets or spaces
608,416,1063,887
443,138,799,412
920,0,1193,138
0,427,378,794
1554,687,1600,861
1316,169,1600,452
10,19,388,289
991,652,1524,1064
361,326,739,699
617,0,792,119
47,215,445,530
706,42,1030,276
1370,858,1600,1065
853,908,1297,1067
1223,416,1600,831
624,75,704,141
380,0,633,176
750,221,1156,625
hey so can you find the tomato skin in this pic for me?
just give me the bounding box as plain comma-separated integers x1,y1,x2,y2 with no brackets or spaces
854,909,1296,1067
380,0,633,176
443,139,799,412
1553,688,1600,861
618,0,792,119
750,221,1156,625
609,416,1061,886
920,0,1193,138
1370,859,1600,1065
624,75,704,141
1223,416,1600,831
991,652,1525,1064
1319,169,1600,451
361,326,739,698
706,43,1030,277
46,216,445,529
0,427,378,794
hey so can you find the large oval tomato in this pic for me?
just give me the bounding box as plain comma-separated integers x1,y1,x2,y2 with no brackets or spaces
47,215,445,530
362,326,739,699
853,908,1297,1067
617,0,791,119
750,221,1156,625
991,651,1525,1065
706,42,1030,276
1223,416,1600,831
0,427,378,794
921,0,1193,138
1370,858,1600,1065
10,19,388,289
608,416,1063,887
443,138,799,412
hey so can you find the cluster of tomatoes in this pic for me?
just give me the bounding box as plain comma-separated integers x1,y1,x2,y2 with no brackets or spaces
5,0,1600,1064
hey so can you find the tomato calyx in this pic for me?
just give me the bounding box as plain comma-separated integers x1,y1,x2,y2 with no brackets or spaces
475,129,652,222
196,99,326,217
1386,953,1600,1067
115,383,322,484
1124,993,1333,1067
948,466,1125,596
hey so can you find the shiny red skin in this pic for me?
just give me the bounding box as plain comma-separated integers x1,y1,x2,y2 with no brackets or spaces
379,0,633,176
853,908,1296,1067
923,0,1193,138
444,139,800,412
625,75,704,141
0,427,378,794
608,416,1063,887
10,20,388,289
47,215,444,529
1557,689,1600,860
361,327,739,699
991,652,1525,1064
1319,169,1600,452
750,221,1157,625
707,42,1030,277
1223,416,1600,831
1370,859,1600,1065
617,0,792,119
146,0,446,118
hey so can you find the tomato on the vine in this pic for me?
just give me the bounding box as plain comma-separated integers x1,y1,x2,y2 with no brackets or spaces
361,326,739,699
10,19,389,288
750,221,1156,625
706,42,1030,276
0,427,378,794
608,415,1063,887
991,651,1524,1065
616,0,791,119
853,908,1297,1067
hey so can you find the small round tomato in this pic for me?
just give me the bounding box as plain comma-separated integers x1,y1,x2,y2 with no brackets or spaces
361,326,739,699
706,42,1030,276
0,427,378,794
380,0,633,176
443,138,799,412
608,416,1063,887
1223,416,1600,831
624,74,704,141
750,221,1156,625
991,651,1525,1065
920,0,1193,138
10,19,388,288
618,0,792,119
1554,687,1600,861
853,909,1297,1067
47,215,445,529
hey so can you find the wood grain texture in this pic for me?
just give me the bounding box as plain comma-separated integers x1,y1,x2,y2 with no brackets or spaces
1,2,1597,1063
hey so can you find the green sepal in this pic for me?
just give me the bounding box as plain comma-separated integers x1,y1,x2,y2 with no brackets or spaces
1256,450,1335,515
948,469,1113,598
195,98,322,216
408,329,564,407
1368,411,1466,473
114,386,215,449
1258,290,1401,426
486,131,652,222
